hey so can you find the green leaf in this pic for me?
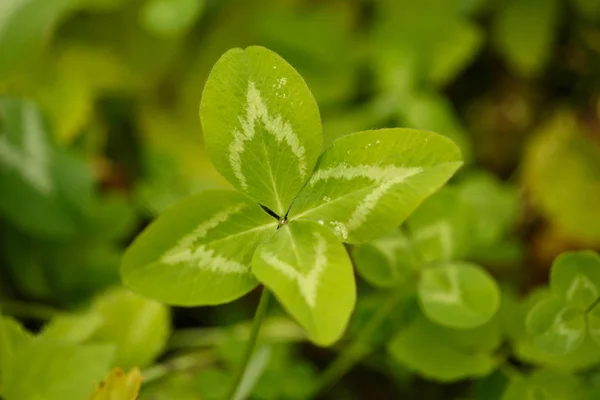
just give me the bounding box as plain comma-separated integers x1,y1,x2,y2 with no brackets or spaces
290,129,462,243
388,313,501,382
418,262,500,329
90,288,171,370
140,0,205,38
0,315,33,386
493,0,560,77
2,340,114,400
372,0,483,87
200,46,322,216
41,312,104,345
550,251,600,312
407,187,471,263
586,305,600,348
0,98,93,238
400,91,472,162
353,230,419,288
526,295,586,355
457,171,518,251
121,190,277,306
0,0,76,76
501,369,586,400
252,220,356,346
511,289,600,371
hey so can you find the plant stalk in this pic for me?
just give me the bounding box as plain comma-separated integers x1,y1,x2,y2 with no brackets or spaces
226,288,271,400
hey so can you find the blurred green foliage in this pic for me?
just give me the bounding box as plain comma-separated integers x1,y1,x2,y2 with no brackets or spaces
1,0,600,399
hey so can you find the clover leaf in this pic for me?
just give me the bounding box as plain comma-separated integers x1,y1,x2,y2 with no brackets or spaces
122,46,462,345
526,251,600,355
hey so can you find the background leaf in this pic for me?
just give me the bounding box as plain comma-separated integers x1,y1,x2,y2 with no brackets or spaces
418,262,500,329
526,295,586,355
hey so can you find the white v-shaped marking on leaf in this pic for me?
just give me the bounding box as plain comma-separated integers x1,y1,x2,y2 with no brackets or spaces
161,203,251,273
306,163,423,234
424,267,463,306
229,81,307,189
566,274,598,305
260,232,327,307
0,103,53,195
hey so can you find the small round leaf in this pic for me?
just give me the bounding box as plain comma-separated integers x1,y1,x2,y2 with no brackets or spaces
418,262,500,329
352,230,418,288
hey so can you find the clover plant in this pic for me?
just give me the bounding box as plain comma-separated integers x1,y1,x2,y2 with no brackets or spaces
120,45,462,394
526,251,600,355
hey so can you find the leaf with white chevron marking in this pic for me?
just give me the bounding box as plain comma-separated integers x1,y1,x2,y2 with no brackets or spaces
289,128,463,243
121,190,278,306
418,262,500,329
252,220,356,346
200,46,322,216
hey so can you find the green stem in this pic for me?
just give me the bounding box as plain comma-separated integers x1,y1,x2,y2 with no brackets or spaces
226,288,271,400
142,350,216,383
306,287,406,399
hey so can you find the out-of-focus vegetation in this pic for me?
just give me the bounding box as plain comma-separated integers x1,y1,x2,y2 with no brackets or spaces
1,0,600,399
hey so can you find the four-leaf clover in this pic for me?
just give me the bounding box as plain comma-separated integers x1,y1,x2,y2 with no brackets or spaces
121,46,462,345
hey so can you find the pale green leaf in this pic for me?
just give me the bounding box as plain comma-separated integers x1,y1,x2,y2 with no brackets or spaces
388,314,500,382
121,190,277,306
526,296,586,355
493,0,560,77
252,220,356,346
550,251,600,312
290,129,462,243
200,46,322,216
418,262,500,329
353,230,419,288
2,340,114,400
90,288,171,370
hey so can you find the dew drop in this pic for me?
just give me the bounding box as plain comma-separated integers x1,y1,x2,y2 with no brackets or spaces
330,221,348,240
318,220,325,225
322,196,331,203
376,140,381,144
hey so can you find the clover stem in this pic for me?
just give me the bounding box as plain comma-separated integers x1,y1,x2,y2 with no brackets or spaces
306,287,407,399
226,287,271,400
